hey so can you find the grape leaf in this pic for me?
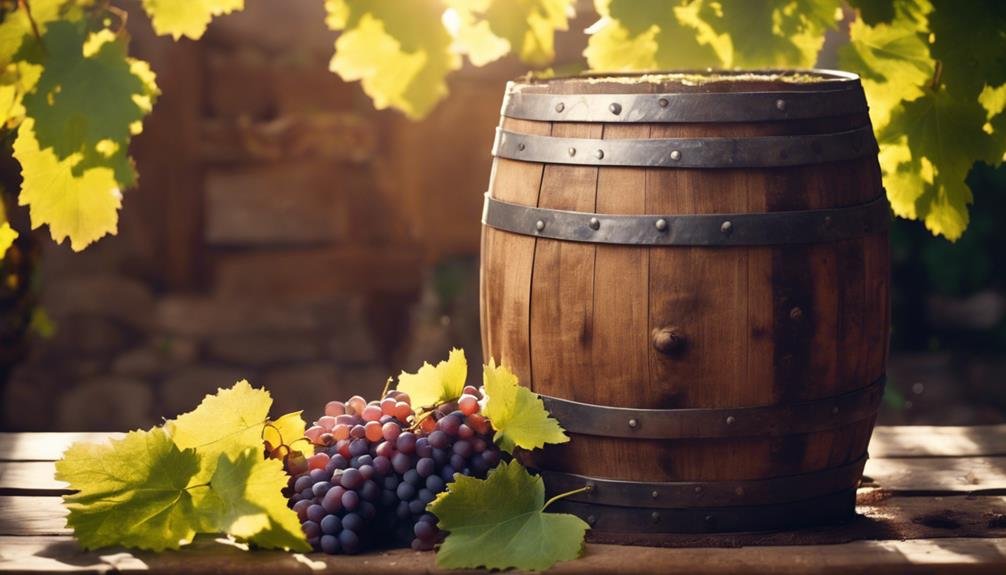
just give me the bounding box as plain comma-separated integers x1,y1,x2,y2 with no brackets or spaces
326,0,460,119
0,0,69,67
22,21,148,163
446,0,573,68
263,410,308,460
481,359,568,453
167,380,272,482
54,427,202,551
928,0,1006,99
198,449,310,552
140,0,244,40
839,0,933,128
428,460,588,571
849,0,896,25
397,347,468,409
0,221,16,259
879,89,1000,239
13,118,122,251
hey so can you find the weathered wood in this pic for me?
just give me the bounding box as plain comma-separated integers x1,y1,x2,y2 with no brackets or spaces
7,426,1001,464
870,425,1006,458
6,454,1005,499
2,535,1004,574
481,72,889,535
0,433,122,462
0,496,68,535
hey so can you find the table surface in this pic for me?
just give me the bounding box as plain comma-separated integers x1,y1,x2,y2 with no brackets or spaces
1,426,1005,574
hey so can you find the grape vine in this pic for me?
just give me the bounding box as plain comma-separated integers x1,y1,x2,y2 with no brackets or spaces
0,0,1000,262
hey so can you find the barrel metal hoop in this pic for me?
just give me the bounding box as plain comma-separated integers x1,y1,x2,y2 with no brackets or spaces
502,88,868,123
483,194,890,247
538,376,885,439
549,489,857,534
492,126,877,168
537,454,867,509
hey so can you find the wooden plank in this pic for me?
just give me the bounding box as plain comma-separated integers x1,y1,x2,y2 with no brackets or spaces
1,536,1004,574
4,427,1004,464
5,492,1004,544
6,455,1002,497
0,433,122,462
0,496,67,536
870,425,1006,458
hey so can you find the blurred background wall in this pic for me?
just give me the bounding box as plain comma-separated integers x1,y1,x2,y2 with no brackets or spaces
1,1,1003,430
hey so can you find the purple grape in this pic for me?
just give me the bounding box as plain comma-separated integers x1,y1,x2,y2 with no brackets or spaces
349,438,369,457
321,514,342,534
425,475,445,492
339,529,360,554
312,481,330,498
307,504,325,523
396,482,416,501
453,440,473,458
293,499,311,520
358,464,375,480
294,475,314,492
428,430,448,449
309,468,328,482
342,512,364,533
320,534,340,554
360,480,380,501
397,432,417,454
414,520,437,542
392,452,413,475
302,520,320,539
341,468,364,490
341,489,360,511
408,498,426,514
416,458,435,478
404,469,422,486
415,437,433,458
373,455,391,476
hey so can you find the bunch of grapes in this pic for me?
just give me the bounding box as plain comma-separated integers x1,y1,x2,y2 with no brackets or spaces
284,385,503,554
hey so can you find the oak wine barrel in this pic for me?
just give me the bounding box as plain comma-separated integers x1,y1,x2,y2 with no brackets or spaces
479,70,890,542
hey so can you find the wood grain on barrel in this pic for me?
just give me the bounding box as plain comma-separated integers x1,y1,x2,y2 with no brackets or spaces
529,122,603,398
480,117,550,386
481,75,890,497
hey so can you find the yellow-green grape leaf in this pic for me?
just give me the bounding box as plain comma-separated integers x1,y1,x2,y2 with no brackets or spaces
140,0,244,40
0,222,16,259
199,449,310,551
22,22,149,163
326,0,460,119
167,380,272,482
428,460,588,571
839,0,933,128
0,201,17,259
479,0,572,67
54,428,201,551
879,89,1001,240
397,348,467,409
14,118,122,251
263,410,308,460
584,0,721,71
481,359,568,453
0,0,68,67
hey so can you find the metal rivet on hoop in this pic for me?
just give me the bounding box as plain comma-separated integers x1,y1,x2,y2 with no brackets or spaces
555,102,565,113
658,97,669,108
609,102,622,115
535,220,545,232
790,307,803,321
584,481,595,493
568,147,577,157
651,512,661,523
595,149,605,160
776,99,787,112
670,150,682,161
726,415,736,425
832,406,840,415
517,142,526,151
655,219,668,232
588,217,600,230
735,486,745,496
651,490,660,499
628,418,639,429
694,486,703,494
720,221,733,235
587,515,597,526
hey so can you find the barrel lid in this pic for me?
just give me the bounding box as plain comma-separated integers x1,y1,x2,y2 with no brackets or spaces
507,68,862,95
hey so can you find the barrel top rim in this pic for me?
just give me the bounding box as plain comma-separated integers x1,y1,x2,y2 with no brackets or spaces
507,69,862,95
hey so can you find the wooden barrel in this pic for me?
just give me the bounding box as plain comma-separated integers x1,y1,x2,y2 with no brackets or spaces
479,70,890,540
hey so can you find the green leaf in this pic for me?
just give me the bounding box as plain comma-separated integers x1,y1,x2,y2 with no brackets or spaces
481,0,572,67
166,380,273,482
199,449,310,552
326,0,460,119
397,347,468,409
0,201,17,260
839,0,934,127
849,0,897,24
481,359,568,453
140,0,244,40
22,22,148,163
54,427,202,551
429,460,588,571
14,118,122,251
880,89,1001,240
0,0,69,67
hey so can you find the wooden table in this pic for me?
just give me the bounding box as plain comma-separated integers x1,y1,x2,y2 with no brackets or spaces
2,426,1005,574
